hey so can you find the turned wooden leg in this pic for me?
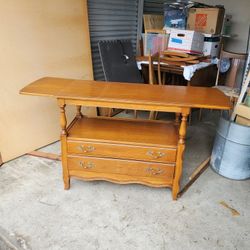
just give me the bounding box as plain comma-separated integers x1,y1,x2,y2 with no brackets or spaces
175,113,181,125
172,112,188,200
58,100,70,190
63,170,70,190
59,102,67,135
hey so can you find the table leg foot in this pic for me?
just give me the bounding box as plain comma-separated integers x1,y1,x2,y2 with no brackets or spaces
64,178,70,190
172,187,178,200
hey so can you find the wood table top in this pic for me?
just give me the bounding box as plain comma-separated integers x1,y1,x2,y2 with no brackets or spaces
20,77,231,110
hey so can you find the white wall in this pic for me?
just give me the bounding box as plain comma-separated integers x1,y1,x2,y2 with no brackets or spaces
198,0,250,53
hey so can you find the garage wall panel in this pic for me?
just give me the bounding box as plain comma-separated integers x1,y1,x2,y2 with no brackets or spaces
0,0,93,163
144,0,164,14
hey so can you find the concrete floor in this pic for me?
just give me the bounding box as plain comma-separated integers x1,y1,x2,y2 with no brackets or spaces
0,111,249,250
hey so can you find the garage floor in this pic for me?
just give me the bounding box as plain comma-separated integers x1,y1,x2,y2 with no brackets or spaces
0,111,249,250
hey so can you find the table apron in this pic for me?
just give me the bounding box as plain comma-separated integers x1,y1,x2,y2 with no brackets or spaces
59,98,190,114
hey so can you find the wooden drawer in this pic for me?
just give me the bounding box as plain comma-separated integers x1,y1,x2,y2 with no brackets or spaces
67,156,175,182
67,141,177,163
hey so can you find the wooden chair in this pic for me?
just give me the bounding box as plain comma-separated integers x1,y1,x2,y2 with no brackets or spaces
148,51,181,123
148,52,160,120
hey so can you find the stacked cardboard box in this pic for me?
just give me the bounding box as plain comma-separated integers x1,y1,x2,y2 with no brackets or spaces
168,30,204,54
235,104,250,126
163,2,225,57
164,4,187,30
245,89,250,107
203,34,220,58
187,7,225,35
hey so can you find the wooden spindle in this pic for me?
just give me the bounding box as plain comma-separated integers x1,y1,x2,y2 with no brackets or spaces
58,100,70,189
172,112,188,200
59,103,67,136
179,114,188,144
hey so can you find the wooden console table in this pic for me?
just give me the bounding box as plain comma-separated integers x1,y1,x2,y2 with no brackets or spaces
20,77,231,200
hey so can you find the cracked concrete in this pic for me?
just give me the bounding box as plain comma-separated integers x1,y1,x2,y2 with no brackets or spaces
0,111,249,250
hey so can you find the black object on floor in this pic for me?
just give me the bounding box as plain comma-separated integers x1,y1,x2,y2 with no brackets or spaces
98,40,144,83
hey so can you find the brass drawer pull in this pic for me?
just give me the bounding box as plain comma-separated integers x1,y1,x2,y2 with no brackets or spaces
77,145,95,153
79,161,95,169
146,150,166,159
146,167,165,175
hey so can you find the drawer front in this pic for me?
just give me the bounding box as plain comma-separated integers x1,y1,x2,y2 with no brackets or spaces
67,156,175,180
67,141,176,163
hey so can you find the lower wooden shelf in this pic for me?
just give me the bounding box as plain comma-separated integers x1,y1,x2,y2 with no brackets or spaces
67,116,179,148
63,116,180,198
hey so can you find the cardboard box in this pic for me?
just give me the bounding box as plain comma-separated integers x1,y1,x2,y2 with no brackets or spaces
203,34,220,58
168,29,204,54
236,116,250,126
245,89,250,107
143,15,164,30
187,7,225,34
164,5,187,30
234,104,250,120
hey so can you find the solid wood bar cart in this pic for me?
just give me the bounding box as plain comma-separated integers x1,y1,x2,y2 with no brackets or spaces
20,77,231,200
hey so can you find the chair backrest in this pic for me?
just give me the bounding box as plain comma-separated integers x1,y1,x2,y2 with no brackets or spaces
216,48,247,88
98,40,144,83
148,51,165,85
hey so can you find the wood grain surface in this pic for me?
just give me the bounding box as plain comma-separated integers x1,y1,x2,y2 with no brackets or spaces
67,117,178,147
20,76,231,200
68,156,174,187
20,77,231,110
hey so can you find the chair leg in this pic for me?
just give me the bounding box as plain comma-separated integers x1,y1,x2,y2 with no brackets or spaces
199,109,202,121
154,111,158,120
149,111,155,120
149,111,158,120
162,72,166,85
189,112,192,125
108,108,113,117
134,110,138,118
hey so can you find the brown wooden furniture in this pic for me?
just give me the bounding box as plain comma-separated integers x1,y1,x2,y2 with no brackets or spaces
214,49,247,102
138,56,217,87
20,77,231,200
148,53,182,122
148,52,160,120
215,49,247,88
